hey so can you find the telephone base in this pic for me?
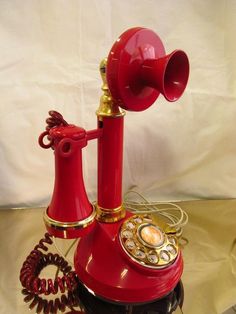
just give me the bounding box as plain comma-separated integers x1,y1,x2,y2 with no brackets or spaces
74,212,183,303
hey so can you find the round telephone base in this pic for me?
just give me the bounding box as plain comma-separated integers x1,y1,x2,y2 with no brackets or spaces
74,212,183,303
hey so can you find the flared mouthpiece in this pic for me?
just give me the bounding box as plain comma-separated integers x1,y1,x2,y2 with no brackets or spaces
141,50,189,102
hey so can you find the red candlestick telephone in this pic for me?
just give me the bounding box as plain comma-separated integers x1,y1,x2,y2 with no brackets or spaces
20,27,189,313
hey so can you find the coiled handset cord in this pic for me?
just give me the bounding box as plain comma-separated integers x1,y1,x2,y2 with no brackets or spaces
19,233,80,313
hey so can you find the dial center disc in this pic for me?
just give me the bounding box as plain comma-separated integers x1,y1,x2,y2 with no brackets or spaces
139,224,164,247
138,224,164,247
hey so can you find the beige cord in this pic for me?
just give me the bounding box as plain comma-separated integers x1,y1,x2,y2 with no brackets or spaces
52,237,79,267
124,190,188,237
53,237,79,279
174,306,184,313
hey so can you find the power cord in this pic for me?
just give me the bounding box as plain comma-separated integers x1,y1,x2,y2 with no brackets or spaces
52,237,78,268
123,189,189,238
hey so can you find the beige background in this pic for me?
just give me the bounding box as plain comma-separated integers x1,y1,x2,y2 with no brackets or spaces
0,0,236,207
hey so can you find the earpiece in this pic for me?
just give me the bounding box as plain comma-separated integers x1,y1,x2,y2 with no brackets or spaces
107,27,189,111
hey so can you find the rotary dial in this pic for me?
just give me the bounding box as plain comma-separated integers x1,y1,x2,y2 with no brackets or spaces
119,215,179,269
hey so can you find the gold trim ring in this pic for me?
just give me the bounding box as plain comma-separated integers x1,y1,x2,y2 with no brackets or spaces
96,204,126,223
43,206,96,231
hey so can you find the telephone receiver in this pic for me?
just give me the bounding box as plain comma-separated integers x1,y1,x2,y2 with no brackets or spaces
38,27,189,306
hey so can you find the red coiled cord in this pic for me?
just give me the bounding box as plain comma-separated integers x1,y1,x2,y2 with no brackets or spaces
19,233,80,313
38,111,69,149
21,288,80,314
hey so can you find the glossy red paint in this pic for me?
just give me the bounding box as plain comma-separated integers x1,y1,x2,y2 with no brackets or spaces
141,50,189,102
97,116,124,209
44,125,100,239
106,27,189,111
74,212,183,303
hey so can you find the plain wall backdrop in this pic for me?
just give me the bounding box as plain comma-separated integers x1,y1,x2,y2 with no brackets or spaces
0,0,236,208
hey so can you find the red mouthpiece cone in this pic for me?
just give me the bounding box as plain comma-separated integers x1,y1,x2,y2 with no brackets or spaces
141,50,189,102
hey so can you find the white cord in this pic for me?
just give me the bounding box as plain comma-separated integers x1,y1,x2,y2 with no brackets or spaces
52,236,79,266
123,190,188,237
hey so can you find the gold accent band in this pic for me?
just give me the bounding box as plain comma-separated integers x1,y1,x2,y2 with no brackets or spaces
96,58,125,118
96,204,126,223
43,206,96,231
